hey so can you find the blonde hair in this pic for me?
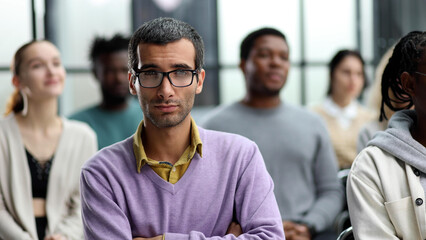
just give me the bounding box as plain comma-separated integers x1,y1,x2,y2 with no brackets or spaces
366,46,394,121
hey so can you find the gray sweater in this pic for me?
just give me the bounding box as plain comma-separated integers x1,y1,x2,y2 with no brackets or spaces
201,102,343,233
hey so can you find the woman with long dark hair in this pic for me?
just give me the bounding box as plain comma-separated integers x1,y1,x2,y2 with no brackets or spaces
312,49,375,169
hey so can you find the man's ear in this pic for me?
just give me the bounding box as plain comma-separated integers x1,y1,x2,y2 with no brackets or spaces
401,71,415,97
128,72,137,95
239,60,246,74
92,67,99,81
195,69,205,94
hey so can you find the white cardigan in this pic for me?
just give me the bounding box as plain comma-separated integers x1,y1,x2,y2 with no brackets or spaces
347,146,426,239
0,114,97,240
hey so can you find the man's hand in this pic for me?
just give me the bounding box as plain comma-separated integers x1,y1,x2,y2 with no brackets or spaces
133,236,162,240
283,221,311,240
227,221,243,237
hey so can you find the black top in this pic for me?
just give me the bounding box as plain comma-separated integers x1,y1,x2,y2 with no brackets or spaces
25,149,53,198
26,149,54,239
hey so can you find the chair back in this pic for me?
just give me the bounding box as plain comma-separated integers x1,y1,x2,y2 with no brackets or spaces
337,226,353,240
334,169,351,235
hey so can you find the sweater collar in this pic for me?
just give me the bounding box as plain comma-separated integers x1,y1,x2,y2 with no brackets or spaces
132,117,203,173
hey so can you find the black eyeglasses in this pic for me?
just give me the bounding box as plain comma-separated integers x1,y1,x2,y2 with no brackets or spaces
415,71,426,77
134,69,198,88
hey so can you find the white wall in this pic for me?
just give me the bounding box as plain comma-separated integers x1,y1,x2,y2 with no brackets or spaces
0,0,32,115
0,0,374,115
217,0,373,107
55,0,132,116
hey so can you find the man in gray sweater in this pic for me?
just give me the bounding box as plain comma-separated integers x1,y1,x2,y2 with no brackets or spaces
201,28,343,240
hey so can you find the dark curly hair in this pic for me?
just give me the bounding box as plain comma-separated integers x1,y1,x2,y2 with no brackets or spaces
89,34,130,65
240,27,287,61
380,31,426,121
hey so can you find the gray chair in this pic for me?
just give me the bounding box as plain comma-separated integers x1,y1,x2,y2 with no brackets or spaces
334,169,351,235
337,226,353,240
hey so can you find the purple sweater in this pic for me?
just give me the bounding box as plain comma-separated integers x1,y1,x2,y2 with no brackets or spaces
80,127,285,239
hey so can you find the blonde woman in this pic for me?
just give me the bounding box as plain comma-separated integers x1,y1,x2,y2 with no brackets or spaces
0,40,97,240
356,47,394,152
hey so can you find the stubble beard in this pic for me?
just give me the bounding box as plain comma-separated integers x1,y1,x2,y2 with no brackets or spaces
251,85,282,97
249,75,284,98
142,97,194,129
102,87,129,106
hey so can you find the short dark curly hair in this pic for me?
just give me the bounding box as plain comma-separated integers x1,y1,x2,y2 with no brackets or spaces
89,34,130,65
240,27,287,61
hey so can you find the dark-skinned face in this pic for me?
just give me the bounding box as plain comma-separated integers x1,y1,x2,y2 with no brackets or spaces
241,35,290,97
94,50,129,104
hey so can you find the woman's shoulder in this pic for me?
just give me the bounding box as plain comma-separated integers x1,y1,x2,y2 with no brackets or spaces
62,117,96,138
356,103,376,119
307,102,329,120
309,102,323,110
0,113,16,125
351,146,405,182
0,114,18,134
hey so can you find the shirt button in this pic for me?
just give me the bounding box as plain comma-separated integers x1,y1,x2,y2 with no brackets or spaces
416,198,423,206
172,167,176,172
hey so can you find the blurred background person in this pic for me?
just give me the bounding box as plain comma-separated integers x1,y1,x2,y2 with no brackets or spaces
357,47,394,152
347,30,426,239
357,45,414,152
1,1,425,129
202,27,342,240
312,50,375,169
69,34,142,149
0,40,97,239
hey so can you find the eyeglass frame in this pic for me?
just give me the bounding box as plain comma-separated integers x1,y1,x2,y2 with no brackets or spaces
415,71,426,77
133,69,199,88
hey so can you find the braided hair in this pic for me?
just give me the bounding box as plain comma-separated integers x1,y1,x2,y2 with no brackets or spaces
380,31,426,121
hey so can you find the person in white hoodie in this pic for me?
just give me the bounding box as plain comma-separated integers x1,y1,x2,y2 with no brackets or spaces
347,31,426,239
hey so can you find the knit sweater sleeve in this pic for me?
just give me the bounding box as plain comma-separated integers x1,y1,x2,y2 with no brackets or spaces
80,167,133,240
164,143,285,240
300,124,344,233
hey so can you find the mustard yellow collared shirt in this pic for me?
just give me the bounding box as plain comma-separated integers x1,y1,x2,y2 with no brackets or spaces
132,117,202,184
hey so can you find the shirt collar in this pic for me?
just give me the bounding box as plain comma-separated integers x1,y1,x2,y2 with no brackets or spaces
323,97,359,129
323,96,358,119
133,117,203,173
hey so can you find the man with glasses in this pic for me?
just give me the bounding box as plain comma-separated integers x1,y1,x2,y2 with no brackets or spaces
80,17,284,240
